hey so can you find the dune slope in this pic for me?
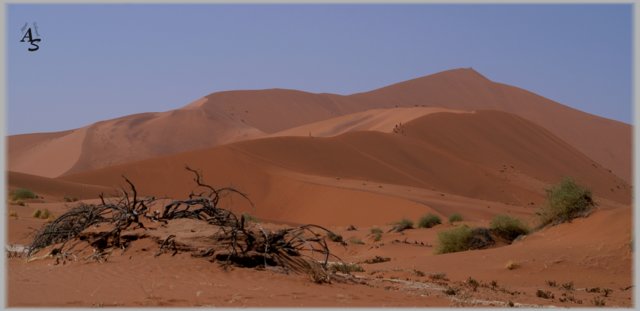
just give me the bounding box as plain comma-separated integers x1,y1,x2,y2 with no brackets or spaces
8,68,631,182
61,110,630,226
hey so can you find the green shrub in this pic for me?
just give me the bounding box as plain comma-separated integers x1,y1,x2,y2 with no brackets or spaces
392,218,414,232
370,227,383,241
11,188,37,201
449,213,463,223
539,178,595,227
241,212,258,223
436,225,496,254
418,214,442,228
436,225,473,254
490,215,530,242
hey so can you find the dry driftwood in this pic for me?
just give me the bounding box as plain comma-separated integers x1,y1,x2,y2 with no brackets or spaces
26,166,341,283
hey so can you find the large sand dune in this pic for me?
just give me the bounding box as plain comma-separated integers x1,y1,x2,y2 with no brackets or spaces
8,68,631,182
60,110,630,226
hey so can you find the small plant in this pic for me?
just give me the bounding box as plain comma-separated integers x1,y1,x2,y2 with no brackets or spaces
448,213,463,223
418,214,441,228
15,200,26,206
505,260,519,270
536,289,554,299
429,273,448,281
443,287,458,296
466,277,479,291
546,280,557,287
327,231,343,243
370,227,383,241
349,237,365,245
329,262,364,274
32,209,52,220
241,213,259,223
363,256,391,264
490,280,498,289
603,288,612,297
392,218,414,232
561,281,574,291
9,211,18,219
11,188,37,201
592,297,606,307
539,178,595,227
63,196,78,202
436,225,473,254
490,215,530,242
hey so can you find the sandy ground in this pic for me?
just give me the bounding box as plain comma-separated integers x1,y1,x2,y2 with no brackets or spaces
5,69,633,307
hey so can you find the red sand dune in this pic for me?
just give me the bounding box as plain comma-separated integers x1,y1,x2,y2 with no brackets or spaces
8,68,631,182
7,171,114,201
61,110,630,226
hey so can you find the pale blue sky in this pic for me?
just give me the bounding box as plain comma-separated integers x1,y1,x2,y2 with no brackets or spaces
7,4,632,134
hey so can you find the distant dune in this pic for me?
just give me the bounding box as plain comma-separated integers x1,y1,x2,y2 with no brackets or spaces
8,68,631,182
7,171,113,201
60,110,630,226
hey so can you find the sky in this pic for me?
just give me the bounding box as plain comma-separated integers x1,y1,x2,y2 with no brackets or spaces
6,4,633,135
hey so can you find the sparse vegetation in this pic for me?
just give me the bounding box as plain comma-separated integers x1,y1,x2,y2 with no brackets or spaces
370,227,383,241
64,196,78,202
391,218,414,232
466,277,480,291
327,231,343,243
429,273,448,281
539,178,595,227
348,237,365,245
436,225,473,254
505,260,519,270
11,188,37,201
561,281,574,291
418,214,441,228
9,211,18,219
329,262,364,274
448,213,463,224
436,225,495,254
592,297,606,307
536,289,554,299
32,209,52,220
241,212,259,223
546,280,557,287
362,255,390,264
443,286,458,296
490,214,530,242
15,200,26,206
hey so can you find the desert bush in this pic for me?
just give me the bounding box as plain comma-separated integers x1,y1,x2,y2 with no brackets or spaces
436,226,495,254
241,213,258,223
448,213,463,223
64,196,78,202
505,260,519,270
418,214,441,228
539,178,595,227
436,225,473,254
490,214,530,242
32,209,52,219
370,227,383,241
12,188,37,201
392,218,414,232
327,231,343,243
536,289,554,299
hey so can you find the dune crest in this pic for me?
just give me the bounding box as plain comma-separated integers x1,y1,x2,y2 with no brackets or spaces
8,68,631,182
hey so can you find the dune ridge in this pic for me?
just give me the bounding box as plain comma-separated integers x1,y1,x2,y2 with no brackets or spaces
8,68,631,182
60,110,630,226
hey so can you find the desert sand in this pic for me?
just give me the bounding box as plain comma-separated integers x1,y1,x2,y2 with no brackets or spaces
5,68,633,307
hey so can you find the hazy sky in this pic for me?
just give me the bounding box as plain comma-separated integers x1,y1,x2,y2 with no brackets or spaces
7,4,632,134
